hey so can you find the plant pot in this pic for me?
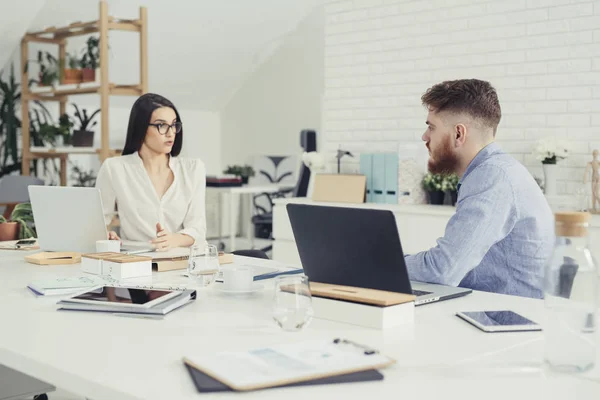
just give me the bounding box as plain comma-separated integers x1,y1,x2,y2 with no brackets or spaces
450,190,458,206
543,163,558,196
72,130,94,147
0,222,19,241
427,190,445,205
240,176,249,185
63,69,82,84
81,68,96,82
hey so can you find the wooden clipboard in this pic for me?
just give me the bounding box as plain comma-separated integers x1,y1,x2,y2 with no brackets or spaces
182,339,395,391
25,252,81,265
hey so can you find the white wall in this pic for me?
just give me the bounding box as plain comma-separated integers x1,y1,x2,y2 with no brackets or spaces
220,5,325,167
324,0,600,197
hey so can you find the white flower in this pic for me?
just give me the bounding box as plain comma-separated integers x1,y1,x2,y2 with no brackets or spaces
533,138,569,164
302,152,326,171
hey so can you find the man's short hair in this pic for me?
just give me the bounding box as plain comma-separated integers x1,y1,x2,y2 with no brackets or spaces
421,79,502,134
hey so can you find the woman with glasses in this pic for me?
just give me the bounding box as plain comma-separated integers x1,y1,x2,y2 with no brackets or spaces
95,93,206,251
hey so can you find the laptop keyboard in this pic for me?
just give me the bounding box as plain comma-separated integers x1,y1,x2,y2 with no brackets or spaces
412,289,432,297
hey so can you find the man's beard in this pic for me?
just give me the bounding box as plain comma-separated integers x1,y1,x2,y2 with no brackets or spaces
427,135,460,175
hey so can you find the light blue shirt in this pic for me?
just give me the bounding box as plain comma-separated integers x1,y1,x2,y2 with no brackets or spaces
405,142,554,298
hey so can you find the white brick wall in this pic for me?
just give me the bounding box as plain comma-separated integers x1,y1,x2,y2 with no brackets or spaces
324,0,600,198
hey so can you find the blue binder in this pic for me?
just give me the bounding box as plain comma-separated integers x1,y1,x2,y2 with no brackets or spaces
384,153,398,204
371,154,386,203
360,154,373,203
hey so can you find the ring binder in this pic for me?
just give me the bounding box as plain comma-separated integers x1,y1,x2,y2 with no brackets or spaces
332,338,379,355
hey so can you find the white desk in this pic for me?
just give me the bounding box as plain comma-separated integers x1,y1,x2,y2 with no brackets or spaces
0,250,599,400
207,184,293,251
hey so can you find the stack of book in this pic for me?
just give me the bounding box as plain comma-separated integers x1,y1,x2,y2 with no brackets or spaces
206,175,242,187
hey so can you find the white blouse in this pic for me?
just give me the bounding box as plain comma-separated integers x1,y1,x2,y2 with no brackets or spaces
95,153,207,245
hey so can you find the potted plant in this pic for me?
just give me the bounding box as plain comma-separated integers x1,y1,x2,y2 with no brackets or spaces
80,36,100,83
36,50,59,87
442,173,459,206
37,113,74,147
71,104,100,147
0,203,36,241
224,164,255,184
62,52,82,84
533,138,569,196
422,173,445,205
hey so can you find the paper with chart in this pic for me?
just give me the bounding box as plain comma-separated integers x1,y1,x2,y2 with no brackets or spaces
184,339,394,390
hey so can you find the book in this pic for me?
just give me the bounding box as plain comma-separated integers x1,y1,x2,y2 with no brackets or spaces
27,275,106,296
183,339,395,391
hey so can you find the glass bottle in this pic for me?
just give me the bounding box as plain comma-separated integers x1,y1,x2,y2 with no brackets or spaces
544,211,598,373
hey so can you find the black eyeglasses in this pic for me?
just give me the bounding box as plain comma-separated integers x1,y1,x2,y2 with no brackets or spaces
148,121,182,135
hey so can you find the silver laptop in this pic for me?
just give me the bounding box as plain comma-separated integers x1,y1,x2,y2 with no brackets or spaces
286,204,472,306
29,186,154,255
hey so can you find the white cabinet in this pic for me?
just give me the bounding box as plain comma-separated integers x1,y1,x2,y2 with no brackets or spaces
272,198,600,269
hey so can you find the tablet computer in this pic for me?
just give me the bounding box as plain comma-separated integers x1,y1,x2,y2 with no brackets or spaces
66,286,180,308
456,310,541,332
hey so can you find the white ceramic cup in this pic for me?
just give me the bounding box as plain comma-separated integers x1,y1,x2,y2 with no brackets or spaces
222,267,254,291
96,239,120,253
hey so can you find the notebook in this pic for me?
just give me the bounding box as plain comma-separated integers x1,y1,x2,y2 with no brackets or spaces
183,338,394,391
27,275,106,296
184,362,384,392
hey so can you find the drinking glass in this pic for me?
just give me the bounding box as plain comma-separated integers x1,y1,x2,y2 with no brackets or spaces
272,274,313,332
188,244,220,287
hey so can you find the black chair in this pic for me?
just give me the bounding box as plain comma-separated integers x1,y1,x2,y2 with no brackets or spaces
250,130,317,253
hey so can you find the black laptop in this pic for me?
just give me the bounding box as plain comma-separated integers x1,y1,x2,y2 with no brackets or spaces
286,204,471,306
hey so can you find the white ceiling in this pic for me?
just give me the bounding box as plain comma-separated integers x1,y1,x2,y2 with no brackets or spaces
0,0,322,110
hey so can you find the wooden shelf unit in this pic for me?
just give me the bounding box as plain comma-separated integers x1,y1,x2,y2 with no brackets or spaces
20,1,148,186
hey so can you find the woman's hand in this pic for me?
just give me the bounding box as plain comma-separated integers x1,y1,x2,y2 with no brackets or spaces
150,223,193,251
108,231,120,240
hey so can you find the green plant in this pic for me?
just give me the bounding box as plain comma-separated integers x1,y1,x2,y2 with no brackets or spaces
72,104,100,131
67,53,80,69
224,164,255,178
0,64,60,181
80,36,100,69
441,174,459,192
0,202,36,239
422,173,443,192
70,162,96,187
36,50,59,86
37,113,74,146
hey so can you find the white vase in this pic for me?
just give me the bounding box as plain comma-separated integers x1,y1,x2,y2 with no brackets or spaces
543,163,558,195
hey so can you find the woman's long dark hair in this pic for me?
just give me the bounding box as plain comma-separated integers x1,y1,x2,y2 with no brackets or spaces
122,93,183,156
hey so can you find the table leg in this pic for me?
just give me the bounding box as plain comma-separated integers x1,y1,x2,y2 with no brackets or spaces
229,192,237,251
247,193,255,249
217,192,223,249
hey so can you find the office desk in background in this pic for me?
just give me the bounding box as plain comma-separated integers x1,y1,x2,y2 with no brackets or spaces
207,184,294,251
0,249,598,400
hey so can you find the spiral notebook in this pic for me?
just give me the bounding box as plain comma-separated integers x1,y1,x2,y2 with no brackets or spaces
182,338,394,391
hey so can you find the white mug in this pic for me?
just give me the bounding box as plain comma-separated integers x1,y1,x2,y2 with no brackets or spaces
96,239,120,253
222,267,254,291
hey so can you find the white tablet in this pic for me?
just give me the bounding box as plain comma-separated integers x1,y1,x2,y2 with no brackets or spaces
66,286,180,308
456,310,541,332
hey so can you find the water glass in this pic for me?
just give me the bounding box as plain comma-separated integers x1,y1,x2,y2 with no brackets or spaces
188,244,220,287
272,274,313,332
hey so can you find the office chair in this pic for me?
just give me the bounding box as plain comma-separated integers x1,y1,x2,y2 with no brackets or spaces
0,175,44,218
250,130,317,253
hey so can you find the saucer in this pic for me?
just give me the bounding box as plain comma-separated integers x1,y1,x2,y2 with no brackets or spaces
213,282,264,294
